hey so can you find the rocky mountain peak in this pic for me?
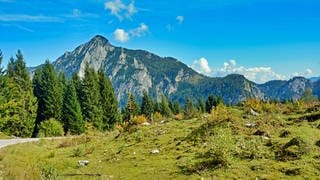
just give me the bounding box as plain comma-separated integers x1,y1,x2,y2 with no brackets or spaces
89,35,110,45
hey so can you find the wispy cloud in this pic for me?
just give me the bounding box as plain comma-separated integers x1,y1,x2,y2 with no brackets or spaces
64,9,99,19
176,15,184,24
104,0,137,21
0,14,63,22
113,23,149,43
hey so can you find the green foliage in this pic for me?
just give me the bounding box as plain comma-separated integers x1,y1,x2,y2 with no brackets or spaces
160,94,172,117
197,98,205,113
122,93,140,122
184,97,196,119
98,70,120,130
39,163,60,180
81,64,103,130
172,101,182,115
0,50,37,137
140,90,154,120
205,95,217,113
62,81,85,135
33,60,63,136
38,118,64,137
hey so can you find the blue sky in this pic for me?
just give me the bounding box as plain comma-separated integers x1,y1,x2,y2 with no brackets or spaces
0,0,320,83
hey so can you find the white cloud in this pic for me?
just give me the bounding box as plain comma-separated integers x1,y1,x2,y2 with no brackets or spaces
130,23,148,37
114,28,129,43
306,68,313,75
104,0,137,21
291,68,313,78
192,57,212,74
113,23,148,43
176,15,184,24
214,59,286,83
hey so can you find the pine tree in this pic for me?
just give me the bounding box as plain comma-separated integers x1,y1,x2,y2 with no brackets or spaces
184,97,195,119
141,90,154,120
122,93,140,122
197,98,205,113
0,50,37,137
173,101,182,114
81,64,103,130
153,100,161,113
62,80,85,134
98,70,120,130
58,71,67,92
206,95,217,113
160,94,172,117
71,72,82,102
33,60,63,136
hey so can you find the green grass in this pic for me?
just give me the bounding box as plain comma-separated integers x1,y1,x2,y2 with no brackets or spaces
1,104,320,179
0,132,11,139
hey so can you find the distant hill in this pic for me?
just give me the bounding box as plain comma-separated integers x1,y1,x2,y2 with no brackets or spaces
31,35,319,106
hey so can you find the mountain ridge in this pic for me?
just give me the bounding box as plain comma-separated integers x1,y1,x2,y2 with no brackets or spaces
32,35,319,106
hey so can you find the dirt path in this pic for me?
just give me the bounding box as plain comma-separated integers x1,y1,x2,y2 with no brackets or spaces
0,137,67,149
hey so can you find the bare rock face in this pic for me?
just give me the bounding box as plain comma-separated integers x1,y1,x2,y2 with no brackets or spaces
32,35,318,107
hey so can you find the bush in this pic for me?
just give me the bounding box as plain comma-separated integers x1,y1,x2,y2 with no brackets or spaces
38,119,64,137
131,115,147,125
39,163,59,180
210,104,229,122
153,112,163,122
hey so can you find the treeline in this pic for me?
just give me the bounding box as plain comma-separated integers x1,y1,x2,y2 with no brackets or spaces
121,91,224,123
0,50,119,137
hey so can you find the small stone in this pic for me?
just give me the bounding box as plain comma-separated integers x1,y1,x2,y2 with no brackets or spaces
78,160,89,166
250,109,260,116
142,122,151,126
151,149,160,154
245,123,256,128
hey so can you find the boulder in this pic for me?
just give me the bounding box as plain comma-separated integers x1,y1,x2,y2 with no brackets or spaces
151,149,160,154
78,160,89,166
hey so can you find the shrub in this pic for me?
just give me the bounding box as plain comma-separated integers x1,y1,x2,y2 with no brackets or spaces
72,147,85,157
210,103,229,122
131,115,147,125
153,112,163,122
173,113,184,120
38,119,64,137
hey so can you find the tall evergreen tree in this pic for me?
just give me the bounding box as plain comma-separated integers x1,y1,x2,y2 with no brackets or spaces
62,80,85,134
81,64,103,130
153,100,161,113
122,93,140,122
184,97,195,119
58,71,67,92
141,90,154,120
205,95,217,113
33,60,63,136
71,72,82,102
160,94,172,117
0,50,37,137
197,98,205,113
173,101,182,115
98,70,120,130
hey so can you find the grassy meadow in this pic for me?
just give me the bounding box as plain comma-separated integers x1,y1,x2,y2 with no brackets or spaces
1,101,320,179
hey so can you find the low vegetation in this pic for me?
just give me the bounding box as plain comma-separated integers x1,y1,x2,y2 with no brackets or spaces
1,101,320,179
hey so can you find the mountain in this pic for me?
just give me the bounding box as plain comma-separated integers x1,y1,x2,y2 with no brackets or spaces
34,35,318,106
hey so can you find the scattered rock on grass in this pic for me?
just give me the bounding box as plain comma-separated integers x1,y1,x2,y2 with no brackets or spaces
151,149,160,154
142,122,151,126
245,123,256,128
78,160,89,167
250,109,260,116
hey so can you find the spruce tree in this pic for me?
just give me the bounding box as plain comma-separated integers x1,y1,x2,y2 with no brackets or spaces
81,64,103,130
141,90,154,120
122,93,140,122
71,72,82,102
160,94,172,117
173,101,182,115
33,60,63,136
0,50,37,137
205,95,217,113
197,98,205,113
153,100,161,113
62,80,85,134
98,70,120,130
184,97,195,119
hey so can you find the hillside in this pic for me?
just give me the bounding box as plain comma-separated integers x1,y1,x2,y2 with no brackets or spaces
1,102,320,179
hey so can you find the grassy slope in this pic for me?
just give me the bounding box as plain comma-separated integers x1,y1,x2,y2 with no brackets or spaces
0,105,320,179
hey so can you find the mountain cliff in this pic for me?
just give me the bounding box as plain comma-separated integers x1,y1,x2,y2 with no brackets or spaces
40,35,318,106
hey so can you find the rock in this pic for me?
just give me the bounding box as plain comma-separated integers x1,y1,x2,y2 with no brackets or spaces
141,122,151,126
250,109,260,116
78,160,89,166
245,123,256,128
151,149,160,154
160,120,165,124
